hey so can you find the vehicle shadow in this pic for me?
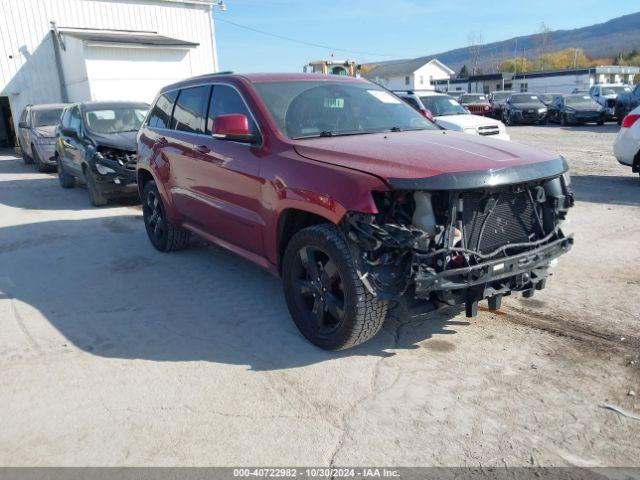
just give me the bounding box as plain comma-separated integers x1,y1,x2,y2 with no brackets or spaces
0,158,139,210
0,215,468,371
571,174,640,206
558,123,620,133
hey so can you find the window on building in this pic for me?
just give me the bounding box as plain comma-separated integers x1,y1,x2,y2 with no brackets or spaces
171,86,210,134
148,90,179,129
519,83,528,92
419,76,424,85
405,76,410,85
429,75,434,85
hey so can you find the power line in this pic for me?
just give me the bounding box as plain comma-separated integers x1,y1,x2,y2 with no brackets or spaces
215,17,395,58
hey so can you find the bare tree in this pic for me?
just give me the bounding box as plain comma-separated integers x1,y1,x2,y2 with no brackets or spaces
467,31,484,75
535,22,553,68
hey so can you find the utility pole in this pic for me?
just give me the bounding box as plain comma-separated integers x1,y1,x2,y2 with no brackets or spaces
513,39,518,76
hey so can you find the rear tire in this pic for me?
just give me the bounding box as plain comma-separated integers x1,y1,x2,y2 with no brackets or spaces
57,156,75,189
85,167,108,207
282,223,388,350
142,180,190,252
560,114,567,126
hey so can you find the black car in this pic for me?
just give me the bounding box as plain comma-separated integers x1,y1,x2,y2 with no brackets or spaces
615,84,640,125
488,90,515,119
503,93,547,125
56,101,149,206
548,94,605,126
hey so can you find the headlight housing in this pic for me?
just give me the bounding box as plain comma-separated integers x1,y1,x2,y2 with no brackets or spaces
463,127,477,135
538,107,547,113
95,163,116,175
37,137,57,145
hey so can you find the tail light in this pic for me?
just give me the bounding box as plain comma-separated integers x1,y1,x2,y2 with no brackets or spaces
621,114,640,129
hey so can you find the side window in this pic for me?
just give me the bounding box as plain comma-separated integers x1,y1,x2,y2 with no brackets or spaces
60,108,71,128
207,84,257,134
171,86,210,134
68,108,81,131
148,90,178,129
19,109,28,124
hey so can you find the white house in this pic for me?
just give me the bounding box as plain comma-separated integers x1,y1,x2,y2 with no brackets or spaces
0,0,219,147
363,58,454,91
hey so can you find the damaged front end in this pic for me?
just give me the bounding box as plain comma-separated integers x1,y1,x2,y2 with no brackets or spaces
89,146,138,186
342,167,574,317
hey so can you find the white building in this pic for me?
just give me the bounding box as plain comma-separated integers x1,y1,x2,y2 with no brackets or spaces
363,58,454,91
0,0,219,147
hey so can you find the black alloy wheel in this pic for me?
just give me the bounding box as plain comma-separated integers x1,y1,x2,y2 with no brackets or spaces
141,180,190,252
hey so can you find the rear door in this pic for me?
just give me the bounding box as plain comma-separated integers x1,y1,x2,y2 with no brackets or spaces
17,108,30,153
189,83,264,256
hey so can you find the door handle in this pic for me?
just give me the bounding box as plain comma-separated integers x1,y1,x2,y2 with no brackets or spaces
195,145,210,154
156,136,168,146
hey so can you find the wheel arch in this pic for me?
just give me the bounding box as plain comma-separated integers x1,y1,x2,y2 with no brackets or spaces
276,207,335,274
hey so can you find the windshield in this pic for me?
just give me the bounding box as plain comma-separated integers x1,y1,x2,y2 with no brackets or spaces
539,94,559,103
601,86,632,95
565,95,598,106
32,108,63,127
420,95,468,116
252,81,436,139
511,94,542,104
460,94,487,103
491,92,511,102
85,108,148,134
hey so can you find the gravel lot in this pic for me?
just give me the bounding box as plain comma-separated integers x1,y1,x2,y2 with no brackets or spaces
0,124,639,468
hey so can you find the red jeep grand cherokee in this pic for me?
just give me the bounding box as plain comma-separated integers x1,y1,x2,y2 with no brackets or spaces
137,73,573,350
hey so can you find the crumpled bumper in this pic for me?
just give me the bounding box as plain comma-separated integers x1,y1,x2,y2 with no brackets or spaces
413,235,573,298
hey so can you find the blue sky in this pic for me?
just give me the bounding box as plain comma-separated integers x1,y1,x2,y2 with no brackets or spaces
214,0,639,72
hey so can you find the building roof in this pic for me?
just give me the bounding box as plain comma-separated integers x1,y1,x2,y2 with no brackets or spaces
364,58,454,79
59,28,199,47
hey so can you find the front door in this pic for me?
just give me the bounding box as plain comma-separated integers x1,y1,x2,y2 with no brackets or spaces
190,84,265,256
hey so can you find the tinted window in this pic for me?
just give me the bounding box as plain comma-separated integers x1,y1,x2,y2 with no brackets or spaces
68,108,81,131
207,84,257,134
171,86,210,134
403,97,421,111
148,90,178,129
19,109,28,123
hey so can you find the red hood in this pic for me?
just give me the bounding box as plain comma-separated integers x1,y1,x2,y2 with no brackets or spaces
292,130,558,182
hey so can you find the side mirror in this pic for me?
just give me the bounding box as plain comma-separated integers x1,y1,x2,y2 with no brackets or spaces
422,108,434,121
18,121,28,129
61,127,78,138
212,114,256,143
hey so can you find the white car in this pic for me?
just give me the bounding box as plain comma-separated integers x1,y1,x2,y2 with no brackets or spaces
589,84,632,119
613,105,640,177
395,91,510,141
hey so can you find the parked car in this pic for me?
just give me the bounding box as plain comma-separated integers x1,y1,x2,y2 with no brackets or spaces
547,94,605,125
56,101,149,206
458,93,491,115
395,91,509,141
589,84,632,120
137,73,573,350
488,91,515,119
613,105,640,178
503,93,548,125
537,93,563,107
17,103,68,171
614,84,640,125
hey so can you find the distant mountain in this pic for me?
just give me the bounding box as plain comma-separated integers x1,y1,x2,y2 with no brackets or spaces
364,12,640,74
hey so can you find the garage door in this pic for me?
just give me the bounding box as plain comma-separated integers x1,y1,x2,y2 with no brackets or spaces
85,45,194,104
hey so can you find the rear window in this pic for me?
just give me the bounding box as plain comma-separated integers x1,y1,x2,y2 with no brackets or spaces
171,86,210,134
148,91,178,129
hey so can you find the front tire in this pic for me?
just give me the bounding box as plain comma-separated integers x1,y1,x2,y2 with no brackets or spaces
57,156,75,188
85,167,108,207
22,146,33,164
282,224,388,350
560,114,567,126
142,180,190,252
32,146,48,172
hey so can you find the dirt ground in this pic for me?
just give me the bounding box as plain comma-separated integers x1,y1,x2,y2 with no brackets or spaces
0,124,639,468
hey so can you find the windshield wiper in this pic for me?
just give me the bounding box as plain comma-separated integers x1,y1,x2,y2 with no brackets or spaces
319,130,333,137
